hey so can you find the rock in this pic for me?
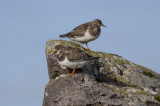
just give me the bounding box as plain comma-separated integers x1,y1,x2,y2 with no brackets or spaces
43,40,160,106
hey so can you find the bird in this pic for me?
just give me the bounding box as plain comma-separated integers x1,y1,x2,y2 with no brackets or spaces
60,19,106,51
54,45,98,76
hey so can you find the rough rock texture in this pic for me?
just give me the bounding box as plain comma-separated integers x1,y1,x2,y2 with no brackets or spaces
43,40,160,106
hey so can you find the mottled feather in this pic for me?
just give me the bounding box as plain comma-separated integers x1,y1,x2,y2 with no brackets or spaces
69,22,90,37
65,47,97,62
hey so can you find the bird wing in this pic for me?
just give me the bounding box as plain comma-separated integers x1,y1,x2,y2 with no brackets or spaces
69,22,90,37
65,47,95,62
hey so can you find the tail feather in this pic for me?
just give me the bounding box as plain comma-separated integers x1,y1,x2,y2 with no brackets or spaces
60,33,70,38
86,57,100,61
91,57,100,60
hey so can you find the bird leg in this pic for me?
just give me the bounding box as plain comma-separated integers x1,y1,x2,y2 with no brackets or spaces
68,67,76,76
86,43,93,52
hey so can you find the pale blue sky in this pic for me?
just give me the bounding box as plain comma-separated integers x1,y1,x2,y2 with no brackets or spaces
0,0,160,106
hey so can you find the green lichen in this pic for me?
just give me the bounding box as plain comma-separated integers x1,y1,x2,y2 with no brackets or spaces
136,91,149,96
107,74,130,87
103,84,110,88
135,64,151,71
114,78,129,87
96,52,119,59
115,59,123,65
119,89,128,95
95,52,128,67
85,50,103,58
133,63,156,78
125,60,131,64
52,73,58,79
114,88,149,96
59,40,80,48
114,89,128,95
105,64,111,71
143,71,155,78
48,50,54,53
126,88,149,96
103,84,128,95
154,96,160,102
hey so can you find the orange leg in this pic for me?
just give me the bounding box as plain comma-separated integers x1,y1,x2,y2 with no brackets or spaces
86,43,93,52
68,67,76,76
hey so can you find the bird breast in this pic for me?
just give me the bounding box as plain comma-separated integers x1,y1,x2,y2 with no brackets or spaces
57,56,87,69
70,29,100,43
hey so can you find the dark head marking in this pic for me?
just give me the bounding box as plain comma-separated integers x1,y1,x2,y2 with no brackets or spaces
55,45,65,50
93,19,106,27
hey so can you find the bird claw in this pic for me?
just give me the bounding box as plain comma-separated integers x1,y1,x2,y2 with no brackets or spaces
68,68,76,77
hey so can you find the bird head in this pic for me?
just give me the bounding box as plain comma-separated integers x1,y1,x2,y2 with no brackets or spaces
54,45,65,55
93,19,107,27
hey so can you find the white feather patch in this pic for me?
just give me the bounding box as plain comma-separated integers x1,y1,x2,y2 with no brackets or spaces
70,30,99,43
57,56,87,69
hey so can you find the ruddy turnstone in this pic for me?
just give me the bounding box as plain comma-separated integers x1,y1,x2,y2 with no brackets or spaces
54,45,98,76
60,19,106,51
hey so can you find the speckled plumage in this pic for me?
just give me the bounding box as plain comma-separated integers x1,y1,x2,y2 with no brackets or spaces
55,45,97,63
59,19,106,50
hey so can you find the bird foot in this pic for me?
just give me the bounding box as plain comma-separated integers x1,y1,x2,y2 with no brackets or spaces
85,43,95,52
68,68,76,77
68,73,74,77
86,48,95,52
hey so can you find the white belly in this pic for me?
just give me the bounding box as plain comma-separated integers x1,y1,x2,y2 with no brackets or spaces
70,30,99,43
57,57,87,69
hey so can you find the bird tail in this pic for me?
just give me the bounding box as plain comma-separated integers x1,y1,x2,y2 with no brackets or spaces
59,33,70,38
86,57,100,61
91,57,100,60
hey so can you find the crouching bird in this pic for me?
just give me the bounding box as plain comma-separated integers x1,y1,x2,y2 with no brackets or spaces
54,45,98,76
60,19,106,51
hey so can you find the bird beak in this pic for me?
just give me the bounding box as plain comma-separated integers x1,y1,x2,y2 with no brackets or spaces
101,24,107,27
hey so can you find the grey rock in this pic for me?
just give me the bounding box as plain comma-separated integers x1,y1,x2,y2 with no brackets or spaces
43,40,160,106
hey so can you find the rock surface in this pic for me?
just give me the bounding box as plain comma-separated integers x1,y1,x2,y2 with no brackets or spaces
43,40,160,106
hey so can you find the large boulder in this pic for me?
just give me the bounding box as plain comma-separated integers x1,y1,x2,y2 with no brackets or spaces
43,40,160,106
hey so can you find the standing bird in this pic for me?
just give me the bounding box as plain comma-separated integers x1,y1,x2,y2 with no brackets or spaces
54,45,98,76
60,19,106,51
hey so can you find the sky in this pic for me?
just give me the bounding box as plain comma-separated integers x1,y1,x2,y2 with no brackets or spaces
0,0,160,106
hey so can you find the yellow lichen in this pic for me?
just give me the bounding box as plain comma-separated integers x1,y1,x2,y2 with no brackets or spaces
114,89,128,95
154,96,160,102
105,64,111,71
143,71,156,78
136,91,149,96
48,50,54,53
